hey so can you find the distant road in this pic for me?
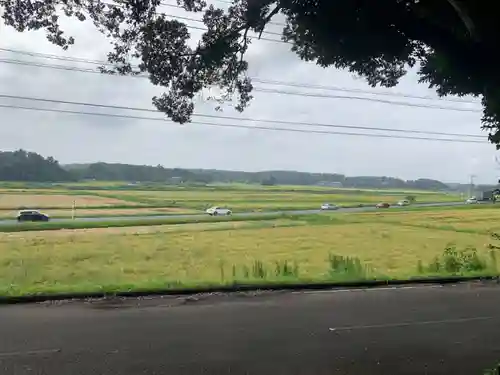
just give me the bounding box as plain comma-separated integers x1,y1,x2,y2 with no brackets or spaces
0,201,477,225
1,282,500,374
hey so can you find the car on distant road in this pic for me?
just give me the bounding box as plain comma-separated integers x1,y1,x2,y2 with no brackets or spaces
320,203,338,210
376,202,391,209
206,206,232,216
397,200,410,206
16,210,50,222
466,197,478,204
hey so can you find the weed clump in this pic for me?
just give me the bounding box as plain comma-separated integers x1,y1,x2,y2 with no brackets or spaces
327,253,369,279
418,243,495,275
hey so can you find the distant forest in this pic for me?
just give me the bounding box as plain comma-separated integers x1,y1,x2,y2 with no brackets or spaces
0,150,73,182
0,149,477,191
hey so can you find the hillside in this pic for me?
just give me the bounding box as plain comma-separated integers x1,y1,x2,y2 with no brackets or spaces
64,162,450,191
0,150,458,190
0,150,74,182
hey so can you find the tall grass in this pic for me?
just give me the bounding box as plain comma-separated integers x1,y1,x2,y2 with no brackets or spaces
417,243,498,275
327,254,370,279
216,253,372,285
217,245,497,288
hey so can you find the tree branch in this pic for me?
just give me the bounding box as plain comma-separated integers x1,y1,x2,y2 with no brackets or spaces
257,3,281,39
446,0,477,41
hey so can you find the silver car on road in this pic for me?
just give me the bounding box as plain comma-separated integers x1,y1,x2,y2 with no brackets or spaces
320,203,338,210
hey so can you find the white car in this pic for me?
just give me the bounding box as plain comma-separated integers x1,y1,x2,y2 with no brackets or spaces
206,206,232,216
466,197,478,204
320,203,338,210
397,200,410,206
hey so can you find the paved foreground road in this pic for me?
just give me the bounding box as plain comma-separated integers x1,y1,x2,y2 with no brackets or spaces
1,282,500,375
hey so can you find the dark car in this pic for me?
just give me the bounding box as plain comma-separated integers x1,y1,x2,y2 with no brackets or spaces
376,202,390,209
16,210,50,222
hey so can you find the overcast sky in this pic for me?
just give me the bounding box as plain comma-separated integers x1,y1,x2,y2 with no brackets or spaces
0,1,498,184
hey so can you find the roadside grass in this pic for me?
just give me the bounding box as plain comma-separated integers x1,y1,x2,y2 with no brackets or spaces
0,219,304,239
0,206,498,296
0,213,286,233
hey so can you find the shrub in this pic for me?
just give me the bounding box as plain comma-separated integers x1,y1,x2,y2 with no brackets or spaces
418,244,492,275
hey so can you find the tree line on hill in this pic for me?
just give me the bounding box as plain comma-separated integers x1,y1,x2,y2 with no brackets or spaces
0,150,74,182
0,149,454,191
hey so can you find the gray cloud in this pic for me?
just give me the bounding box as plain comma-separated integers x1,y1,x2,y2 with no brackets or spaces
0,2,497,184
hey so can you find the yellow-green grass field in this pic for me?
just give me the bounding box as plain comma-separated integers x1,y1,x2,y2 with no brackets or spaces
0,190,196,217
0,206,497,297
0,185,460,216
209,182,456,195
343,207,500,234
0,193,142,209
95,189,459,211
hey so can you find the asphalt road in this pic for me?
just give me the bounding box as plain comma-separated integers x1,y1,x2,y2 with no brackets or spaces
0,201,472,225
1,282,500,374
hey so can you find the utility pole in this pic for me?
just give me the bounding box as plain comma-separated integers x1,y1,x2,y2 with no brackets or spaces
468,174,476,198
493,156,500,203
495,156,500,185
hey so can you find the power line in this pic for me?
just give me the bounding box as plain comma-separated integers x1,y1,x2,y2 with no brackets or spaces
252,87,481,113
0,47,480,105
162,14,285,43
0,48,106,65
99,0,286,43
0,58,483,113
166,19,284,43
158,0,286,27
0,58,102,72
158,12,284,38
0,93,485,138
0,103,486,144
251,78,479,105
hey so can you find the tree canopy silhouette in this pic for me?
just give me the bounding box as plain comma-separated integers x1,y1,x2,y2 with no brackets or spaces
0,150,73,181
2,1,499,145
